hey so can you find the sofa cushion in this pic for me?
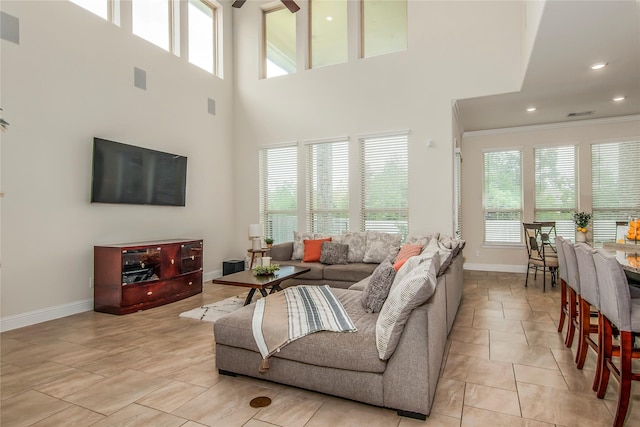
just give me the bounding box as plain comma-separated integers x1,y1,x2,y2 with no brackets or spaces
273,260,325,280
349,276,371,291
439,235,466,258
376,251,441,360
338,231,367,263
323,262,377,283
302,238,332,262
363,231,401,263
405,232,439,247
320,242,349,265
361,260,396,313
393,243,423,271
214,288,387,373
292,231,314,260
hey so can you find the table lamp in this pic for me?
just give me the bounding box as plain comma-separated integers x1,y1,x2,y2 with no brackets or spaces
249,224,262,251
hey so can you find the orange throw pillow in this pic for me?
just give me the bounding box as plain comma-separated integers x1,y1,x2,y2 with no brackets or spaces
393,243,423,271
303,238,332,262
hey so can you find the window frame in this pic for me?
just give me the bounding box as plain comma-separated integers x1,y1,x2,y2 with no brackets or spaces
187,0,219,75
259,144,299,244
533,144,578,241
591,139,640,243
360,0,408,59
359,131,409,238
482,148,523,246
131,0,175,53
262,4,297,79
309,0,349,69
305,137,350,235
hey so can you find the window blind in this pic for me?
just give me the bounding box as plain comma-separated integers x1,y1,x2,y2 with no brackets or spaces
360,133,408,236
483,150,522,244
454,150,462,238
534,145,577,240
306,140,349,235
259,145,298,244
592,140,640,243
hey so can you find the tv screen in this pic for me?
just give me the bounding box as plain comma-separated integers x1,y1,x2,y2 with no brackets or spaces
91,138,187,206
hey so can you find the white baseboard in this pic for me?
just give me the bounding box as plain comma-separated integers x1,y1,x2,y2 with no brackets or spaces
1,269,222,332
464,263,527,273
0,299,94,332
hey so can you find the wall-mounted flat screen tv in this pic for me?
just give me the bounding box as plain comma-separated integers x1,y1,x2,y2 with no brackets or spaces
91,138,187,206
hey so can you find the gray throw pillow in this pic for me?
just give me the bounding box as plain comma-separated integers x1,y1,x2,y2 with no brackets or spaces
320,242,349,265
361,260,397,313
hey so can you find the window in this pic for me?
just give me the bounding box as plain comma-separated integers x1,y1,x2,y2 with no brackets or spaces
360,133,408,236
362,0,407,58
483,150,522,244
188,0,217,74
591,140,640,243
264,6,296,78
311,0,348,68
69,0,110,21
132,0,171,51
534,145,577,240
454,149,462,238
306,139,349,235
259,145,298,244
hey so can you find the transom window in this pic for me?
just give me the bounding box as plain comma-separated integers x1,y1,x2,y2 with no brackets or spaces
69,0,109,20
362,0,408,58
188,0,217,74
311,0,348,68
483,149,523,244
264,6,297,78
132,0,171,51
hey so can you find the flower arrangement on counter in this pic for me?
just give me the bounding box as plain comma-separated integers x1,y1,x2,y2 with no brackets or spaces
573,211,592,233
254,264,280,276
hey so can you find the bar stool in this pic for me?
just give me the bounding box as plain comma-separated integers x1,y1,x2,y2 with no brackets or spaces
560,239,580,348
593,250,640,427
555,236,569,334
573,244,600,377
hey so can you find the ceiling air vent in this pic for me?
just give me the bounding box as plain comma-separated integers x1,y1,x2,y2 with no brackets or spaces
567,111,594,118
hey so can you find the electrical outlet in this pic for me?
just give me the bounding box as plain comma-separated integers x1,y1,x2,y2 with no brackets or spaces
90,277,94,288
475,250,480,257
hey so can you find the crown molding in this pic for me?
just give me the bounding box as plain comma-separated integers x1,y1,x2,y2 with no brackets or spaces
463,114,640,138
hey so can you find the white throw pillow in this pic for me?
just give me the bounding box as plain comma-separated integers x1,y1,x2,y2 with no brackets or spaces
363,231,401,263
376,251,441,360
291,231,314,260
405,232,439,247
339,231,368,263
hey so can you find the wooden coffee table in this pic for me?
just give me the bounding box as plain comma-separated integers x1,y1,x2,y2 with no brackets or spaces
212,265,310,305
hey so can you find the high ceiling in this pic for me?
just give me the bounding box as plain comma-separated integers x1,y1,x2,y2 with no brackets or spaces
456,0,640,132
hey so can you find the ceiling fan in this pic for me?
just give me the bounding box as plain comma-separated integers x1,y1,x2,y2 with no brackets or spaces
232,0,300,13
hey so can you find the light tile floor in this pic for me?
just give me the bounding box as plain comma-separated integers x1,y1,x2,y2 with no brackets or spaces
1,271,639,426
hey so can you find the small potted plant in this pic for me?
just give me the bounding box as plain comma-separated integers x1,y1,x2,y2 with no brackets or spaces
573,211,592,242
264,237,274,248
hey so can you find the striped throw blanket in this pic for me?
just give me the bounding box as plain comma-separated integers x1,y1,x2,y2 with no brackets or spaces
252,285,356,373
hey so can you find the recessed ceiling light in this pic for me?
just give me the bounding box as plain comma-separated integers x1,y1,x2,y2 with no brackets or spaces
613,96,626,102
590,62,608,70
326,16,333,21
526,107,537,112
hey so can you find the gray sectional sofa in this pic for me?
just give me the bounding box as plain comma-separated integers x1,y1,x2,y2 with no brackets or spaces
214,242,464,420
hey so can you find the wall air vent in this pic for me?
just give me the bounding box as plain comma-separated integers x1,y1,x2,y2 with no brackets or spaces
567,111,594,117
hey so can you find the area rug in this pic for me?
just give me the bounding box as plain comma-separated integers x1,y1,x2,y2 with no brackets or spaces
179,293,260,323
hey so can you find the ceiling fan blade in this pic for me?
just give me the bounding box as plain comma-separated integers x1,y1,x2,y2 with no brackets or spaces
231,0,247,8
281,0,300,13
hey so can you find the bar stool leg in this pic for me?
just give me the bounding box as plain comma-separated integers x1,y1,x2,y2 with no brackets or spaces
558,279,567,333
565,288,577,347
613,331,633,427
597,315,613,399
575,296,590,368
593,313,605,392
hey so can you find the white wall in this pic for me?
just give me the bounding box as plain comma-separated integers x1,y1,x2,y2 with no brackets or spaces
0,0,236,327
231,0,523,247
461,116,640,272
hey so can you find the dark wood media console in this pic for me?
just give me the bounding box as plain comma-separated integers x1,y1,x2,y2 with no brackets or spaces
94,239,203,315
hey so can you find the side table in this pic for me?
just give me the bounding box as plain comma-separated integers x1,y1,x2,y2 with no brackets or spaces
247,248,269,269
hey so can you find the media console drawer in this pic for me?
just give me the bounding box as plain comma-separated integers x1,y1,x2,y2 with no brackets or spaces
94,239,203,315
